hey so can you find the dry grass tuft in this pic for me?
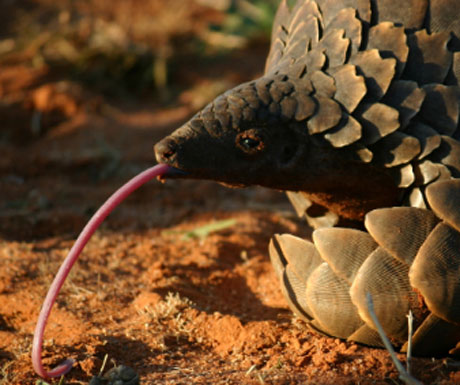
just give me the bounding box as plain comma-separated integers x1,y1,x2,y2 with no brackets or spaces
138,292,198,350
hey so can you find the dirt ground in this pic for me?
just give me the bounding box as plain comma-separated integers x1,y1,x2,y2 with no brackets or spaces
2,44,460,385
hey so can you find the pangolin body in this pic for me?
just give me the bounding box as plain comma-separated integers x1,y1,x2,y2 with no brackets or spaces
155,0,460,355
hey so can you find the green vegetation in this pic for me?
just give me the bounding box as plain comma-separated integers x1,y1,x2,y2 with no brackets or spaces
163,218,237,240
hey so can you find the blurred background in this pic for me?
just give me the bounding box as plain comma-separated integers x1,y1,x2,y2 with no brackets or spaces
0,0,283,239
0,0,277,143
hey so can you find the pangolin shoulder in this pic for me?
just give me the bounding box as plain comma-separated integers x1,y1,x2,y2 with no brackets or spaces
265,0,460,223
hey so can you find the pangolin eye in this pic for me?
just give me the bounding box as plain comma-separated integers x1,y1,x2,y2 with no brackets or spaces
236,130,264,154
241,137,260,149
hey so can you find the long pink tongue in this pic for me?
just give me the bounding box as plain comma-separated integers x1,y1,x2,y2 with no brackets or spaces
32,164,171,379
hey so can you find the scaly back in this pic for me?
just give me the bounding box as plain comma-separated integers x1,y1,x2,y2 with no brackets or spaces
263,0,460,226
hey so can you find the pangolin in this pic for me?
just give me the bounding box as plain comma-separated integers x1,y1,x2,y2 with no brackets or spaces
154,0,460,356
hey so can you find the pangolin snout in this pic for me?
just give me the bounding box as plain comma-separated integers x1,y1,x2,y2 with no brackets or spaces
154,137,178,164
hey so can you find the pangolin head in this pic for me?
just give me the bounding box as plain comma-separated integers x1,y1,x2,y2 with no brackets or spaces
154,74,398,212
157,76,347,189
155,77,309,188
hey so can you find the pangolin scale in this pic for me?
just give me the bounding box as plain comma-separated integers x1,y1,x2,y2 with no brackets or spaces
155,0,460,356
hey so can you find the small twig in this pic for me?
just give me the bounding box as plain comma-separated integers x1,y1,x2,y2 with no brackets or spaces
98,354,109,376
366,293,423,385
407,310,414,374
245,364,266,384
163,218,237,240
257,373,265,384
245,364,257,376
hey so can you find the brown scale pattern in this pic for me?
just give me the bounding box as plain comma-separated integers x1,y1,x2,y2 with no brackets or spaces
267,0,460,356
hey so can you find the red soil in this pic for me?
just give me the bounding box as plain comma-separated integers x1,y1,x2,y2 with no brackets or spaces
1,64,460,385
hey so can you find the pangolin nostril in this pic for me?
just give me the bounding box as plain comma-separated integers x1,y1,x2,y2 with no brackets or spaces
154,138,178,162
163,148,175,159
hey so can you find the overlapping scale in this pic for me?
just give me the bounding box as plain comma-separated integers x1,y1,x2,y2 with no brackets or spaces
365,207,439,265
312,227,377,283
429,136,460,177
283,234,323,278
330,64,367,113
306,263,364,338
406,187,427,209
419,85,460,136
237,83,258,108
404,122,441,160
347,325,384,347
268,0,325,74
358,103,400,144
436,163,453,181
285,22,312,59
288,63,308,79
428,0,460,45
283,265,312,320
436,164,452,182
350,247,416,342
286,191,341,229
300,15,321,49
305,211,340,229
266,34,287,74
309,70,336,97
307,96,342,134
293,92,317,121
371,132,419,166
303,49,326,73
286,191,311,217
354,146,373,163
289,0,323,35
369,131,420,167
280,96,298,120
269,81,294,103
290,0,323,27
327,8,362,55
405,30,452,85
323,115,362,147
453,52,460,86
413,160,442,186
350,50,396,100
402,314,460,356
315,0,372,26
388,163,415,188
376,0,427,30
426,179,460,232
318,29,350,68
410,223,460,324
367,23,408,77
270,0,290,42
381,80,425,129
269,234,324,321
254,77,273,105
270,234,322,279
